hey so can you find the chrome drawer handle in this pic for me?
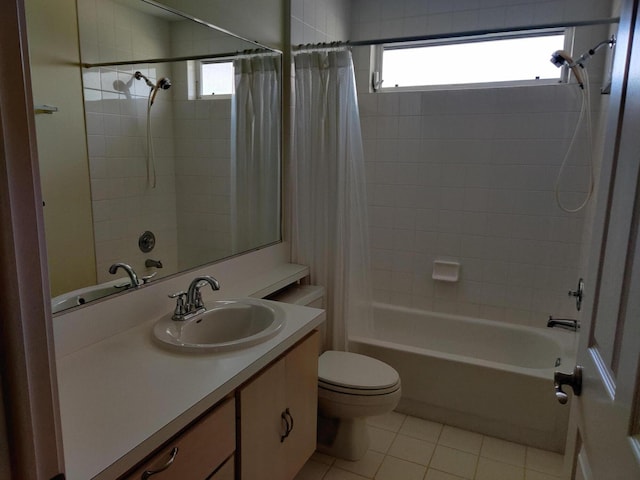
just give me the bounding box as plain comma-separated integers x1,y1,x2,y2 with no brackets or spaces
280,408,294,442
280,410,290,442
141,447,178,479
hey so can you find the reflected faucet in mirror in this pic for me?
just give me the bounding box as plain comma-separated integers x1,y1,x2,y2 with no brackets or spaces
109,263,141,289
145,259,163,269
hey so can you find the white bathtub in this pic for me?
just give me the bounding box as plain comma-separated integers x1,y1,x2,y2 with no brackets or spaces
349,303,578,452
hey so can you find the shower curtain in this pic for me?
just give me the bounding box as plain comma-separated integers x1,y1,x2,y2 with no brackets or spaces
231,54,281,254
291,49,373,351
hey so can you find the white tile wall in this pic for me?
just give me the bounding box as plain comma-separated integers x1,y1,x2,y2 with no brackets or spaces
79,0,179,283
291,0,352,45
350,0,612,43
78,0,242,281
169,22,233,270
349,0,614,326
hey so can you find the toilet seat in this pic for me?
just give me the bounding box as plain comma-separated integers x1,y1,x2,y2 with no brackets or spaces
318,351,400,396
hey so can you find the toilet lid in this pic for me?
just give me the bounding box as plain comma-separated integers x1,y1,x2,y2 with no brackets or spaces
318,351,400,391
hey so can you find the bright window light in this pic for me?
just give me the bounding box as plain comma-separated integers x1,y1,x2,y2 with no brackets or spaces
380,31,566,89
200,61,234,97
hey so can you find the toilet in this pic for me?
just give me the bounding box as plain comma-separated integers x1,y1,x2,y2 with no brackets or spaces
271,285,401,461
317,350,401,460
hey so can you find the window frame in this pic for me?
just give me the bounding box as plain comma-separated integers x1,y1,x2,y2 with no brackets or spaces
371,28,574,93
196,58,234,100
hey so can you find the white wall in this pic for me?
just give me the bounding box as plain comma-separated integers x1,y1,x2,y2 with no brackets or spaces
26,0,97,296
350,0,614,326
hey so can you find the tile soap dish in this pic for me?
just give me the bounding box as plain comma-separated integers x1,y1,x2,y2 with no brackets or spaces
432,260,460,282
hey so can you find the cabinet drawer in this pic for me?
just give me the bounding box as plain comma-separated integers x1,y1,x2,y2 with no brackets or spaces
208,454,234,480
122,397,235,480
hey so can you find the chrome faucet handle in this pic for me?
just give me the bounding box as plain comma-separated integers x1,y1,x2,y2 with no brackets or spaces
168,291,188,320
568,278,584,311
141,272,157,284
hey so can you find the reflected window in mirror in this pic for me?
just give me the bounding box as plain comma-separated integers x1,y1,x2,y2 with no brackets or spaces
198,60,234,98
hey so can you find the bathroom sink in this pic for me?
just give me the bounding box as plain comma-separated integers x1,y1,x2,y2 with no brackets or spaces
51,278,131,313
152,298,285,352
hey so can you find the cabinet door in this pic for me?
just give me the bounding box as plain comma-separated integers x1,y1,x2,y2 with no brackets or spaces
123,397,235,480
238,357,287,480
207,455,234,480
283,332,319,480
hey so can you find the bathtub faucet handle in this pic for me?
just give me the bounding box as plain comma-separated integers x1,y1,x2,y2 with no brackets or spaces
568,278,584,311
553,365,583,405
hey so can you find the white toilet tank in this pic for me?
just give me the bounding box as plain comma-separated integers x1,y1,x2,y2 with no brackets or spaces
269,284,326,349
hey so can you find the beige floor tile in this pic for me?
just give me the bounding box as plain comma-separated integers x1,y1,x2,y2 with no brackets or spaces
367,411,407,432
369,426,396,454
334,450,385,478
475,457,525,480
525,469,568,480
324,466,370,480
294,459,331,480
425,469,467,480
525,448,565,477
375,456,426,480
480,436,526,467
298,416,562,480
312,451,337,466
399,416,443,443
387,434,436,466
438,426,483,454
429,445,478,479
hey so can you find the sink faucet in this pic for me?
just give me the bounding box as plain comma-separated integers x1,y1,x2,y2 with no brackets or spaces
187,276,220,311
109,263,140,289
547,316,580,332
169,276,221,321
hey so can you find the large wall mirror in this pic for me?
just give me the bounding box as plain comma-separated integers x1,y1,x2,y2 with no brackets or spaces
35,0,282,313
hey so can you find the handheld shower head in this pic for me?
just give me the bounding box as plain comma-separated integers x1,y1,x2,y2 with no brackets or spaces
550,50,584,88
150,77,171,105
157,77,171,90
550,50,572,68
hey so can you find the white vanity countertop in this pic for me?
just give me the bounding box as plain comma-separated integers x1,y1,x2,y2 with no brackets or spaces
57,299,324,480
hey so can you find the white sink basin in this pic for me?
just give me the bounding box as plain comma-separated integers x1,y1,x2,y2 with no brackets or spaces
51,277,131,313
152,298,285,352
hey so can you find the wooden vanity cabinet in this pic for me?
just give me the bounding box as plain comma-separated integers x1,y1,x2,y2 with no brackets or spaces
121,397,235,480
237,331,319,480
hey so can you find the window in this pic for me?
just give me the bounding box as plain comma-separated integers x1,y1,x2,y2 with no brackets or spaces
198,60,234,98
373,29,568,91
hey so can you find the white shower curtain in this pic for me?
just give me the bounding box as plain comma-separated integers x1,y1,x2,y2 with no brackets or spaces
231,54,281,254
291,49,373,351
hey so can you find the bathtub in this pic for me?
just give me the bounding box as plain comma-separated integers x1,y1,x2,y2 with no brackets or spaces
349,303,578,453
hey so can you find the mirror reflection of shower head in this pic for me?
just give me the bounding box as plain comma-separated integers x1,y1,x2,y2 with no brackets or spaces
150,77,171,105
134,71,172,105
134,71,154,88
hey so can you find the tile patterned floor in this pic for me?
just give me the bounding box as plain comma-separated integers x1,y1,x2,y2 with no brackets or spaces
295,412,569,480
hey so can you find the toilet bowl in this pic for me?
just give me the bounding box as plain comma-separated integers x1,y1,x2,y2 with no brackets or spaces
270,284,402,461
317,350,401,460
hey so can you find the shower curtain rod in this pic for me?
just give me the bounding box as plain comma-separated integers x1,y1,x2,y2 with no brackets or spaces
293,16,619,51
81,48,281,69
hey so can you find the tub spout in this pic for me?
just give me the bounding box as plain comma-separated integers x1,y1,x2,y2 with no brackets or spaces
547,316,579,332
